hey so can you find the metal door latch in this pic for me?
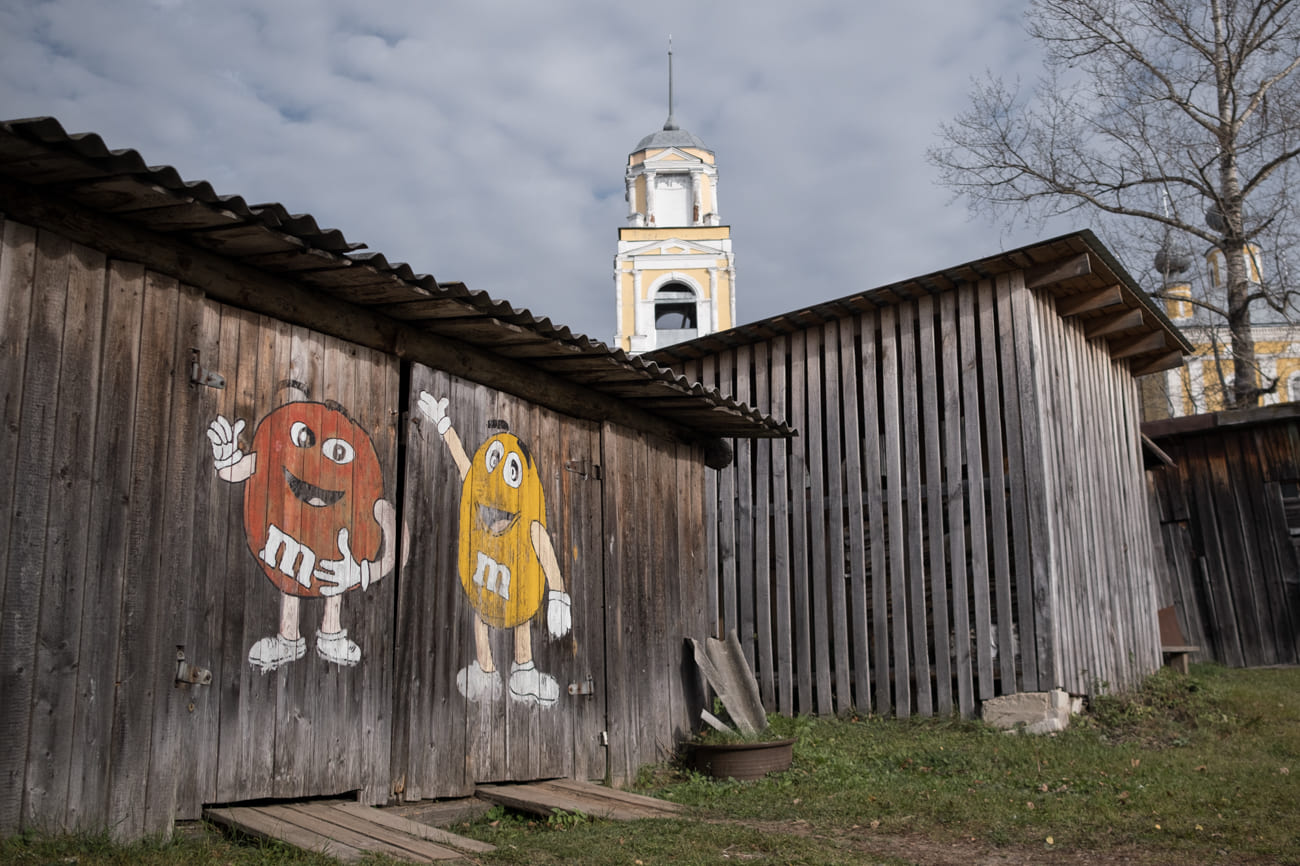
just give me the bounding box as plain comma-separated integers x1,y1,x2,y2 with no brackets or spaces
175,648,212,687
564,460,601,480
567,674,595,696
189,349,226,390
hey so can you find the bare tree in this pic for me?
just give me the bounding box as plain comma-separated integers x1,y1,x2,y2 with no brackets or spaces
930,0,1300,407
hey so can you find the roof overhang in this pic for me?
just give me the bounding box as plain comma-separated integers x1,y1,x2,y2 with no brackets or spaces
0,116,789,442
647,231,1192,378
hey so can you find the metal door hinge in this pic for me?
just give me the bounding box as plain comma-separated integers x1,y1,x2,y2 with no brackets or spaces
567,674,595,696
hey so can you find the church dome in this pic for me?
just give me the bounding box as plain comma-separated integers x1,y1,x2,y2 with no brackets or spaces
634,122,711,153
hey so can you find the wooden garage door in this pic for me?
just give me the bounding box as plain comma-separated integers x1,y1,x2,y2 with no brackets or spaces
0,224,399,839
189,303,401,809
392,363,606,799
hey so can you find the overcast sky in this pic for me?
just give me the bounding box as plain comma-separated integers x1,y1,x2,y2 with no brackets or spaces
0,0,1078,345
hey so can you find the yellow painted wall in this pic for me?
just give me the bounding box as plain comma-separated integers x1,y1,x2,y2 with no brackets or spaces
619,226,730,242
1164,283,1193,321
633,175,646,214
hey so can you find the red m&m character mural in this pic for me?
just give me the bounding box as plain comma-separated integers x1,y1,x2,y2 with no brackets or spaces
209,399,397,671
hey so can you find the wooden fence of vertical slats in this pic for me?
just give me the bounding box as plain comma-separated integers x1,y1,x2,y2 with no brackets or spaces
1145,407,1300,668
679,273,1162,718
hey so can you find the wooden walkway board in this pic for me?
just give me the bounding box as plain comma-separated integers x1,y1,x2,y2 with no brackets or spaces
475,779,687,820
205,801,492,863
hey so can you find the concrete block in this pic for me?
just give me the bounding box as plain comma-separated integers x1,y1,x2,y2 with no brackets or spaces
981,689,1073,735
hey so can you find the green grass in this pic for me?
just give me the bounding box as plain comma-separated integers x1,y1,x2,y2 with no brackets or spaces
4,665,1297,865
0,824,341,865
465,664,1300,864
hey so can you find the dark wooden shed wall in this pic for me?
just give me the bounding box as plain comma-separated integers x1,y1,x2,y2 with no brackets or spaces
0,213,713,839
1146,411,1300,667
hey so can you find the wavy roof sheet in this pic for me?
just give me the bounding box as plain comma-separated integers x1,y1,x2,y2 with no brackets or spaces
0,116,789,439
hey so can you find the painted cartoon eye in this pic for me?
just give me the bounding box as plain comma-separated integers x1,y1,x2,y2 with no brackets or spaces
321,437,356,465
290,421,316,448
502,453,524,489
484,440,505,472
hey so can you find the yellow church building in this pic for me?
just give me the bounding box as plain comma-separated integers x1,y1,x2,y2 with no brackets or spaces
1142,239,1300,419
614,54,735,353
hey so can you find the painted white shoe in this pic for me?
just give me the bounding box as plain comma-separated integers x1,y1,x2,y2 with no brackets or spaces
508,660,559,708
457,660,502,702
248,633,306,672
315,628,361,667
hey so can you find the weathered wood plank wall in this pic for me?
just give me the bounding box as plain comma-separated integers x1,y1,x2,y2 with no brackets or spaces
683,274,1161,717
1,216,401,838
600,423,709,785
1145,412,1300,667
1025,286,1160,695
392,364,608,799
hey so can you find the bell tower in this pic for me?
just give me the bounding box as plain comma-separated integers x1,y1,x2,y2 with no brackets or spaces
614,44,735,353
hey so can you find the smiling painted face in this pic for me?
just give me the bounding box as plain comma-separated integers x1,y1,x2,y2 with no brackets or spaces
457,430,548,628
243,401,384,597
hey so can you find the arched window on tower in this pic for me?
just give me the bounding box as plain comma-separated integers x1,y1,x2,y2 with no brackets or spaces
654,283,699,344
1288,370,1300,403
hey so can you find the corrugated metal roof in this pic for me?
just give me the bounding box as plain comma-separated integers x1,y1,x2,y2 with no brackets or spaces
646,230,1193,375
0,116,789,439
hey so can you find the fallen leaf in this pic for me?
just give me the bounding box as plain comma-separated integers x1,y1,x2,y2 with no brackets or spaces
1196,825,1204,831
1155,824,1162,830
1046,836,1054,845
1195,765,1207,772
870,820,880,829
1026,801,1035,810
1039,783,1049,793
1131,758,1141,768
1118,790,1130,801
1281,767,1290,775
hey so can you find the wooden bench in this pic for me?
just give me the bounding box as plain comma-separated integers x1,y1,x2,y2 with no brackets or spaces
1158,606,1199,674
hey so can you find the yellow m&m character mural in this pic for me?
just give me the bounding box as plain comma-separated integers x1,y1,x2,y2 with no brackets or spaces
417,391,571,707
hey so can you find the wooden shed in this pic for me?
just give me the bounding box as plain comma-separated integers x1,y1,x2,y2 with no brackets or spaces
648,233,1192,719
1144,404,1300,668
0,117,788,840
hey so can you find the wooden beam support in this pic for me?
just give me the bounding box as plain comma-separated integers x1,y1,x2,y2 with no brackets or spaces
1129,350,1186,377
0,175,723,446
1025,252,1091,290
1055,285,1123,318
1084,308,1145,339
1109,330,1168,360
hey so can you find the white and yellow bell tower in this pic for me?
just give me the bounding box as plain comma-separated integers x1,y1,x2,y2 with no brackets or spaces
614,46,735,353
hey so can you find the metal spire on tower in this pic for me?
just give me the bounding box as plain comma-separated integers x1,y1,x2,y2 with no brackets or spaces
664,36,678,131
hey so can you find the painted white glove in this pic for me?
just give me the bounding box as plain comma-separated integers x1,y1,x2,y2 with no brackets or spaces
547,591,572,638
207,416,246,470
417,390,452,435
314,527,372,597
